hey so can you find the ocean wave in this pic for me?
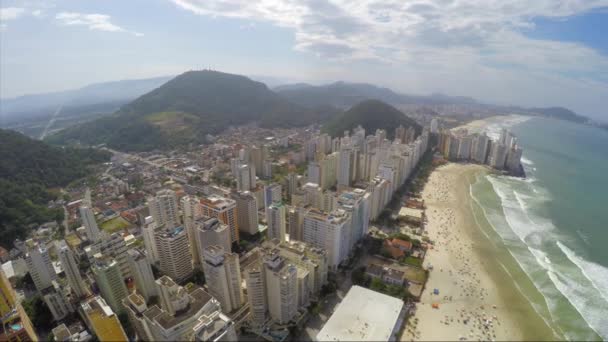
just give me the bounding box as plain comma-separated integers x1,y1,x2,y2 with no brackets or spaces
557,241,608,306
482,174,606,340
521,157,534,166
545,262,608,340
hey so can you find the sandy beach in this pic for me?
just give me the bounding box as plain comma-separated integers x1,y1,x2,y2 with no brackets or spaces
402,163,524,341
451,114,530,134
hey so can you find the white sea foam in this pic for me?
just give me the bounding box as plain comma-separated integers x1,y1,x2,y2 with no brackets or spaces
482,174,607,340
521,157,534,166
557,241,608,305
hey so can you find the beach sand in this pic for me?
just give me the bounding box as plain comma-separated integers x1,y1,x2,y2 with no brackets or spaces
401,163,556,341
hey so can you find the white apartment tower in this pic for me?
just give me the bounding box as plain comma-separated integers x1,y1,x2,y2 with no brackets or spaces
149,189,180,229
302,209,351,270
263,252,298,325
79,206,100,243
195,217,232,262
231,191,259,235
127,249,157,303
91,255,129,314
200,195,240,244
57,240,88,298
25,241,57,292
155,226,193,283
266,203,286,243
201,246,244,313
181,195,203,268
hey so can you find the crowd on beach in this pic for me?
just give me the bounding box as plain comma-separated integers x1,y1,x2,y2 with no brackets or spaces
402,164,516,341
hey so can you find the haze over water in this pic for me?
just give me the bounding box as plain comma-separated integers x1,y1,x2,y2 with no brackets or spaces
471,117,608,341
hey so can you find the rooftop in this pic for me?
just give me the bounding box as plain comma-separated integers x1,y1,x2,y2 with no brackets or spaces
316,286,404,342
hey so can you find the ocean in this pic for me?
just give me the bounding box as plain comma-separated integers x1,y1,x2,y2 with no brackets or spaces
469,117,608,341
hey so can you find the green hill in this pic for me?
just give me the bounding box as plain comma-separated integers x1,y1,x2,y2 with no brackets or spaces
0,129,110,246
47,70,334,151
323,100,422,139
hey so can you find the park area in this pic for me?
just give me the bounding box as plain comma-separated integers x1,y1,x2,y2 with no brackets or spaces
100,216,131,233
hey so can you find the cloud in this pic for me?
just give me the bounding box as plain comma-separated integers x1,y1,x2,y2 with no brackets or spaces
169,0,608,116
0,7,26,21
55,12,143,36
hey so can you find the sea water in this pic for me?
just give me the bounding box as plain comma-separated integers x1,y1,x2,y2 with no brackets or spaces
470,117,608,341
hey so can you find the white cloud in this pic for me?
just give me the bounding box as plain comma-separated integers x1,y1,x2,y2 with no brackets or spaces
0,7,26,21
55,12,143,36
169,0,608,117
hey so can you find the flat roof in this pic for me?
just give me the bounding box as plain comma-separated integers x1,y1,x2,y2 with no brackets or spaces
398,206,423,219
316,286,404,342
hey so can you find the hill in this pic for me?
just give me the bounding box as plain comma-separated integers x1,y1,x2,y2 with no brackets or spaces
1,76,172,124
47,70,334,151
323,100,422,139
0,129,110,247
276,81,476,109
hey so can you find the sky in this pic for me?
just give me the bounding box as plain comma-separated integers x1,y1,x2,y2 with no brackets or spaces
1,0,608,120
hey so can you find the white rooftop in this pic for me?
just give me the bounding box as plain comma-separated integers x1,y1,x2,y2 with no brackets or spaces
316,286,404,342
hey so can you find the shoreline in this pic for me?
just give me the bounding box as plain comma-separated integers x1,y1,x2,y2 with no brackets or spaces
401,163,556,341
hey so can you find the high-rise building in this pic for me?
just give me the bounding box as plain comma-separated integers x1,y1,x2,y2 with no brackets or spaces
141,216,160,264
201,195,240,244
201,246,244,313
79,206,101,243
263,183,282,209
489,142,508,169
231,191,259,235
286,206,306,242
287,172,298,198
236,164,256,191
0,270,37,341
302,209,351,270
471,134,490,164
181,195,203,268
337,148,352,187
127,249,157,303
244,264,267,328
320,152,338,190
337,189,371,250
25,241,57,292
195,217,232,261
91,254,129,314
262,239,328,299
149,189,180,229
82,296,128,342
41,282,74,321
57,240,88,298
155,226,193,283
122,276,224,341
85,232,131,280
266,202,286,242
192,309,238,341
263,252,298,325
307,162,321,185
506,146,523,172
430,118,439,134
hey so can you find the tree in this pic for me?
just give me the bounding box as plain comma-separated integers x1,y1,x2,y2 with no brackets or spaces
351,267,370,286
22,295,54,331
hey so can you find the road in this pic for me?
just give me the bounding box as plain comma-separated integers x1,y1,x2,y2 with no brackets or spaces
39,104,63,139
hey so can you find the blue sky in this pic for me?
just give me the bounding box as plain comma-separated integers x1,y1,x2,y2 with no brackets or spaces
1,0,608,120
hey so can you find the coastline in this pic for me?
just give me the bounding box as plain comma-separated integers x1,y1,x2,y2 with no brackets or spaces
401,163,556,341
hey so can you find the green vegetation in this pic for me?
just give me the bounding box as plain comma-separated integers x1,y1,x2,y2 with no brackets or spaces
402,265,428,283
403,256,423,268
22,295,54,331
0,129,110,247
48,70,336,151
323,99,422,139
100,216,131,233
369,277,415,301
